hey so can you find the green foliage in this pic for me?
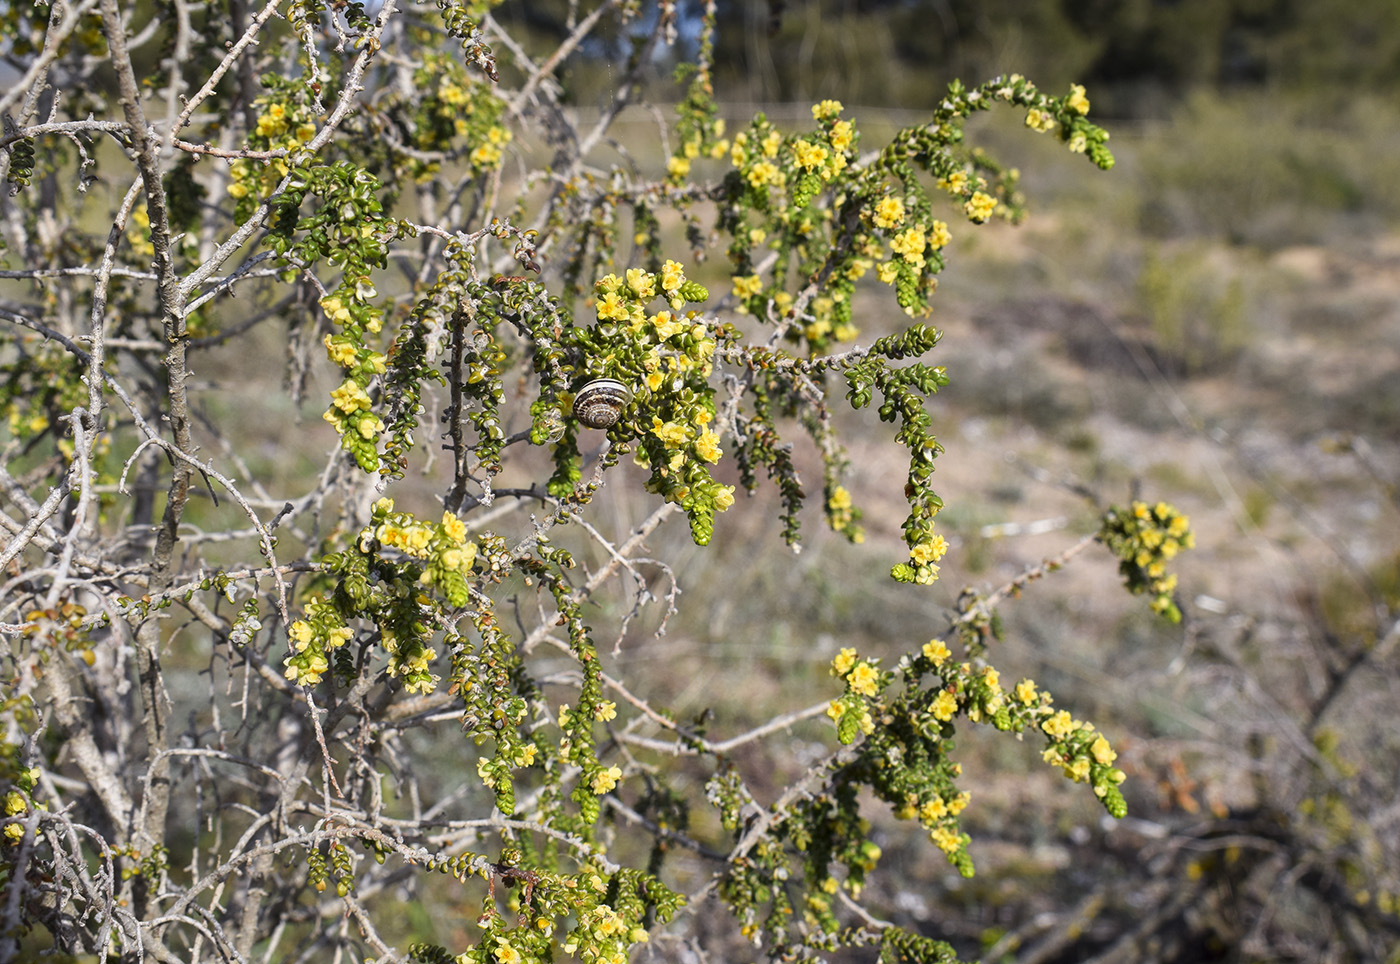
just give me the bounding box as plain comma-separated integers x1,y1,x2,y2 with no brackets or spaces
1136,244,1251,374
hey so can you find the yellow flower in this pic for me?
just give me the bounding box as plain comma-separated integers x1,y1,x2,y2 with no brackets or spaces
964,191,997,222
919,797,947,821
441,511,468,544
873,196,905,229
1042,710,1078,739
1025,108,1056,132
909,535,948,565
827,699,846,721
890,225,927,264
666,155,691,179
650,417,688,447
922,639,951,665
3,823,24,842
811,99,844,120
1066,84,1090,115
828,119,854,151
831,648,858,676
661,260,685,293
591,765,623,794
695,430,722,463
356,415,383,439
828,486,852,511
596,290,630,322
761,131,783,157
1066,758,1091,782
470,143,503,167
938,170,968,194
793,139,828,171
732,274,763,298
595,700,618,722
283,651,328,686
713,486,735,510
848,662,880,697
930,690,957,721
1091,735,1117,765
289,620,314,648
877,261,900,284
930,826,961,854
1015,680,1038,705
746,160,780,187
626,268,656,300
928,220,951,249
323,334,358,367
330,380,371,413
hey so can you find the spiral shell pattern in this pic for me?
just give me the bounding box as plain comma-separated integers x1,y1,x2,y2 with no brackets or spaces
572,378,631,429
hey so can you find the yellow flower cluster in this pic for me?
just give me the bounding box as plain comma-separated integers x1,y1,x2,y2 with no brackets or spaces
929,689,958,721
825,696,876,736
586,263,734,535
1066,83,1091,115
469,125,512,169
890,225,928,266
963,191,998,223
937,170,969,195
254,102,316,145
909,532,948,566
830,648,883,698
1100,500,1194,620
226,98,318,202
731,274,763,299
873,196,905,229
829,119,854,151
825,485,862,540
922,638,951,665
800,294,859,345
283,597,355,687
591,764,623,794
792,138,828,172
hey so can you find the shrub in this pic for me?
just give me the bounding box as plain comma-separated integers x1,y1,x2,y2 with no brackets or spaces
0,4,1188,963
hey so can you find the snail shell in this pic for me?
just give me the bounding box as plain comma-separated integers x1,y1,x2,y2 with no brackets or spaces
572,378,631,429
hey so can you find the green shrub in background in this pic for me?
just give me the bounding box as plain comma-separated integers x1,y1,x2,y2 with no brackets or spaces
0,4,1199,964
1136,243,1250,375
